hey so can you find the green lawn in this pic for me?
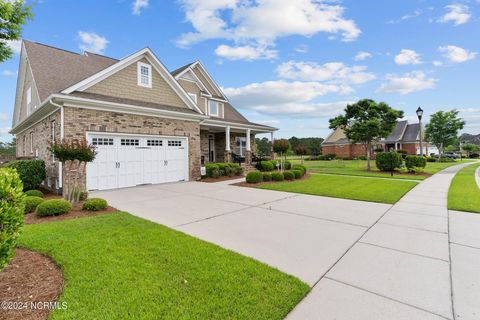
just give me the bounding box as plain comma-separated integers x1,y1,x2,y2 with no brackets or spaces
18,213,309,319
259,174,418,204
291,159,465,180
448,162,480,213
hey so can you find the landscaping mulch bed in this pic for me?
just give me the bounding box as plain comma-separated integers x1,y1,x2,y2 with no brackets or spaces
200,175,244,183
0,248,64,320
25,194,118,225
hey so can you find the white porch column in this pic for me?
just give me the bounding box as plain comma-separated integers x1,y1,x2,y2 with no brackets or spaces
246,128,251,151
225,126,231,151
271,131,275,159
271,131,275,143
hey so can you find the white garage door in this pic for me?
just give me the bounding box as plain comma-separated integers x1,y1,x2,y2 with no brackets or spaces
86,134,188,191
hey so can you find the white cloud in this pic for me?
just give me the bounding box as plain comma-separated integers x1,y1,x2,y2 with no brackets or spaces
377,71,437,95
438,45,477,63
276,60,376,87
438,4,471,26
388,9,422,24
176,0,361,55
295,44,309,54
2,39,22,54
132,0,149,15
223,80,351,109
432,60,443,66
0,113,9,121
78,31,109,54
0,127,11,135
249,101,352,118
256,119,280,125
215,44,277,60
354,51,372,61
394,49,423,65
1,70,15,76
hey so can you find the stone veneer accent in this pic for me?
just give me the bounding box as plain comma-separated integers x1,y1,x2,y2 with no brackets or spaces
16,111,61,190
85,58,188,109
63,107,202,188
210,131,256,162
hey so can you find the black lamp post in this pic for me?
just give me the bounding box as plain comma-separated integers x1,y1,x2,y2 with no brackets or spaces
416,107,424,156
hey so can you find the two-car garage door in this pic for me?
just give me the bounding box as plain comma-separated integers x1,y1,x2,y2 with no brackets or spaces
87,134,188,191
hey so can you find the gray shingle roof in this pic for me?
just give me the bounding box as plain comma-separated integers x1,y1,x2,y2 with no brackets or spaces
24,40,118,101
385,120,408,143
402,123,420,142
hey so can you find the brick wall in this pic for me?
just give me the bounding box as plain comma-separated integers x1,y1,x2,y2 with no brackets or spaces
86,58,188,109
63,107,202,187
16,111,61,190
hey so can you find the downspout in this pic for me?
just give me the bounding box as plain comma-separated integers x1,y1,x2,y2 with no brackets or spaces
49,99,64,190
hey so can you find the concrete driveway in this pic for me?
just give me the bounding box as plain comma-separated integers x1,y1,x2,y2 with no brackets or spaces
93,180,391,286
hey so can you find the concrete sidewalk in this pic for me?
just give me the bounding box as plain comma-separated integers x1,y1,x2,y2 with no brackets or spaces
287,162,480,320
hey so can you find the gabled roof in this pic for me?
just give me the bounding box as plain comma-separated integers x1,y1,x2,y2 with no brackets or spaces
24,40,118,101
402,123,420,142
171,62,194,77
385,120,408,143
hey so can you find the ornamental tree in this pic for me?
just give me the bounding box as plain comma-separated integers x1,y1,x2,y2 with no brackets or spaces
425,110,465,157
0,0,33,62
461,143,479,158
329,99,403,170
294,145,307,164
273,139,290,171
49,139,97,204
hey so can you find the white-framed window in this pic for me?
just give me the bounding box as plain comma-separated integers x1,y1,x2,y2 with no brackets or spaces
137,62,152,88
208,100,219,116
235,137,246,156
30,132,34,154
26,87,32,115
187,92,197,103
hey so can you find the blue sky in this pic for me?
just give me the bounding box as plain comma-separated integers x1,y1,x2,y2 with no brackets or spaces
1,0,479,142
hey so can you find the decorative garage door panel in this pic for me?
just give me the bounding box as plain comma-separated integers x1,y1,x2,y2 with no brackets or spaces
87,135,187,191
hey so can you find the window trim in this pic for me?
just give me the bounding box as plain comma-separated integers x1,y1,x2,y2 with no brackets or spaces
30,132,34,154
208,100,219,117
137,62,152,88
187,92,197,104
235,136,246,157
51,120,56,162
26,87,32,115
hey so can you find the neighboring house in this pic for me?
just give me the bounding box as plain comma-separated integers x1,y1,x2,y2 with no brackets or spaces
322,120,435,159
10,41,276,192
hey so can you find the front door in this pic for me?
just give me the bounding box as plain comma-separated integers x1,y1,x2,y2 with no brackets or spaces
208,134,215,162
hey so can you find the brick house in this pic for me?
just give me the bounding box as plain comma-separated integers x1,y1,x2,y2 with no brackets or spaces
10,41,276,192
321,120,434,159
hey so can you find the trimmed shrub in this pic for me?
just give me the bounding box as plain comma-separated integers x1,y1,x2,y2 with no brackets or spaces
342,157,351,160
292,170,302,179
292,165,307,176
426,156,436,162
397,149,408,159
469,153,479,159
36,199,72,217
271,172,284,181
82,198,108,211
0,168,26,270
439,157,455,163
375,152,403,171
284,161,292,170
283,171,295,180
358,156,367,160
25,189,44,198
205,163,219,178
262,172,272,182
5,160,46,191
259,161,275,172
25,196,44,213
405,155,427,171
246,171,263,184
410,166,425,174
324,153,336,160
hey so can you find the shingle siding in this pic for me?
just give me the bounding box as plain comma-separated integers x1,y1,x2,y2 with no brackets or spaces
85,58,189,109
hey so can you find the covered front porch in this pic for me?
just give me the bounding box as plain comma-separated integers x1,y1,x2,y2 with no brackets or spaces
200,122,276,166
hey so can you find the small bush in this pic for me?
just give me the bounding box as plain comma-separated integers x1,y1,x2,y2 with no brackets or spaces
269,160,280,169
292,170,302,179
375,152,403,171
426,156,436,162
324,153,336,160
25,196,45,213
439,157,455,163
36,199,72,217
82,198,108,211
25,189,44,198
292,165,306,176
262,172,272,181
5,160,46,191
410,166,425,174
405,155,427,171
205,163,242,178
358,156,367,160
259,161,275,172
342,157,350,160
0,168,26,270
283,171,295,180
397,149,408,159
246,171,263,184
284,161,292,170
469,153,479,159
271,172,284,181
205,163,219,178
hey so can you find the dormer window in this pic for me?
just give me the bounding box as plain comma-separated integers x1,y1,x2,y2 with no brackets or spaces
208,100,219,117
187,93,197,104
26,87,32,115
137,62,152,88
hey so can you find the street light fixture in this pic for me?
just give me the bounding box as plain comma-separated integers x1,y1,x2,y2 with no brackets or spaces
416,107,424,156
